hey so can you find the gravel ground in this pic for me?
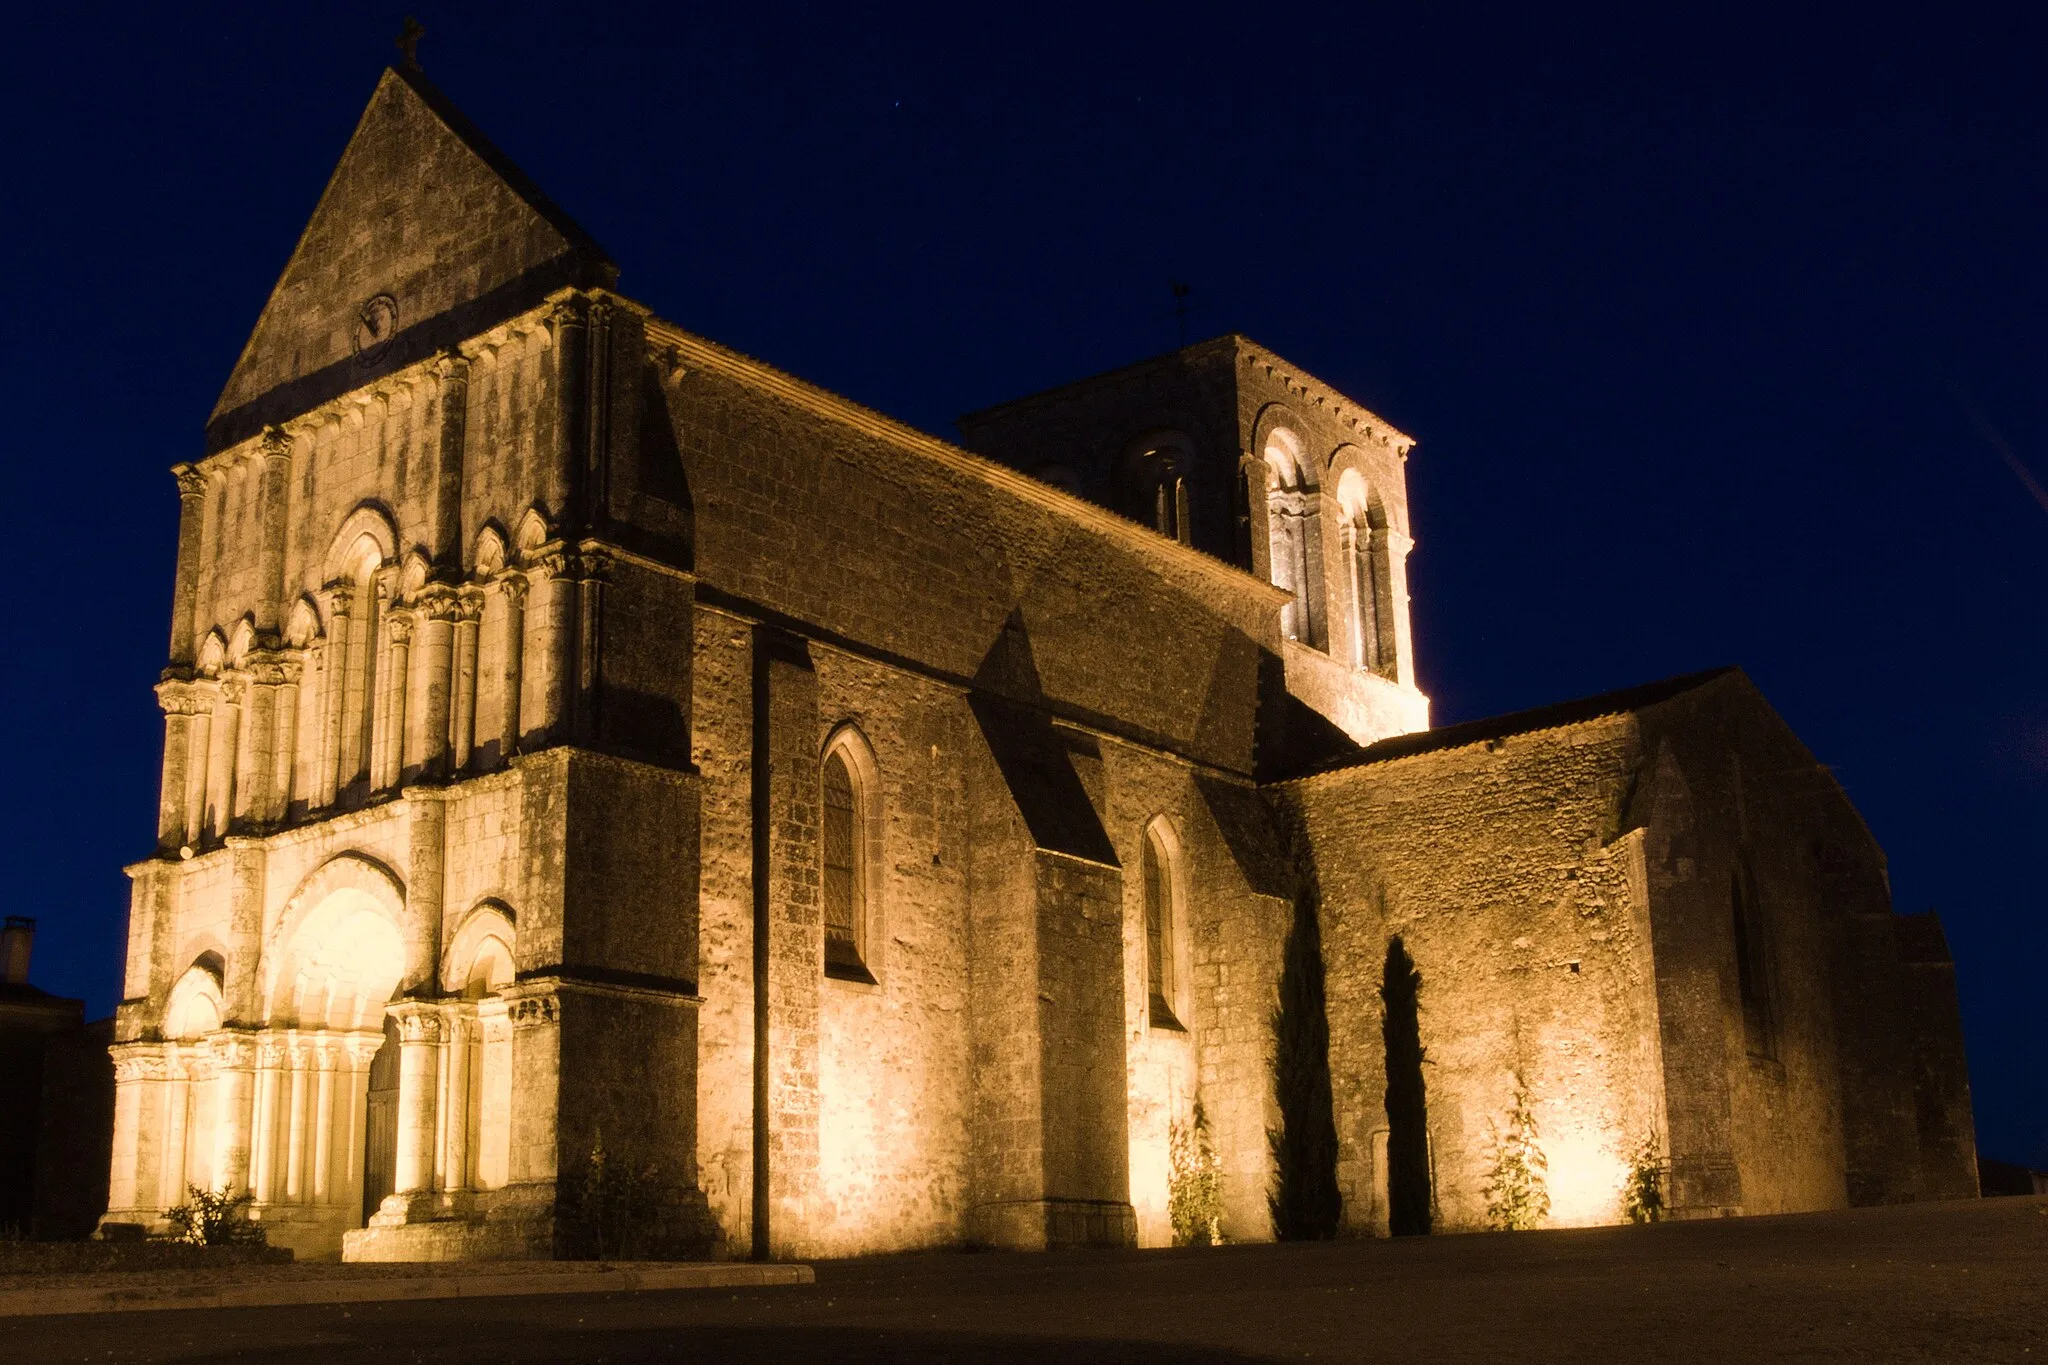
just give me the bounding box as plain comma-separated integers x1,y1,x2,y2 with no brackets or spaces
4,1196,2043,1363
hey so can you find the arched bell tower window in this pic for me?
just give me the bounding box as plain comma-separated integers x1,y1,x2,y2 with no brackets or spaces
1123,432,1194,545
1336,469,1385,673
1263,428,1325,649
821,726,882,984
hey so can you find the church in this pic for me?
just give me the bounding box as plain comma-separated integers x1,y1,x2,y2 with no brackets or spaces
102,61,1978,1261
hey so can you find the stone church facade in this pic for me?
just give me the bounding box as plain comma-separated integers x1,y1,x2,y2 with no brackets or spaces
103,64,1977,1261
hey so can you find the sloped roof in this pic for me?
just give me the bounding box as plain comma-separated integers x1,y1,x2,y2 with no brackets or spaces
1290,667,1740,779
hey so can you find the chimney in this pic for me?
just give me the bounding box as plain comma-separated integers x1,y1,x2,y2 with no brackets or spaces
1,916,32,985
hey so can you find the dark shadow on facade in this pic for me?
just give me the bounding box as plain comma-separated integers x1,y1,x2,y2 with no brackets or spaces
1382,934,1431,1237
1268,860,1342,1240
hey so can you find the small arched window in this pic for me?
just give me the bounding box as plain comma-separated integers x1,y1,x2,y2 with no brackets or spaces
1142,821,1185,1030
821,728,881,983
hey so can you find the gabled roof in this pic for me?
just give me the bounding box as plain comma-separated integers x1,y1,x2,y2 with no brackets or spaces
206,64,615,451
1290,667,1740,778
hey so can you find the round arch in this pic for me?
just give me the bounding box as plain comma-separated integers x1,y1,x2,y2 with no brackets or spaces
260,853,408,1030
442,900,518,997
163,960,225,1041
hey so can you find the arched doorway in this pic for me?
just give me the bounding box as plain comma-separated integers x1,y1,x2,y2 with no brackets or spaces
251,856,406,1255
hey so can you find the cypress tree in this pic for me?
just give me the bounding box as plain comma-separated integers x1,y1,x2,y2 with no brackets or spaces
1268,875,1342,1239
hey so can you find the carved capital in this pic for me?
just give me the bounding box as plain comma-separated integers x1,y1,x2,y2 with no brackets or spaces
546,292,590,335
155,678,204,717
507,995,559,1028
385,613,416,647
324,583,356,617
111,1043,168,1083
207,1031,257,1069
257,1038,292,1068
415,585,464,624
495,574,530,609
218,676,248,706
173,464,209,500
258,425,292,465
392,1005,444,1043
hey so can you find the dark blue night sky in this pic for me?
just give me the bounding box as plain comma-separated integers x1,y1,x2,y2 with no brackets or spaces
4,3,2043,1167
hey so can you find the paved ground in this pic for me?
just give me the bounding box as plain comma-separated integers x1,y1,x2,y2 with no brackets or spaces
5,1197,2043,1363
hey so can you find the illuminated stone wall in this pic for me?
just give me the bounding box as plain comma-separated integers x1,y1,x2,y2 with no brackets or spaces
1277,671,1966,1231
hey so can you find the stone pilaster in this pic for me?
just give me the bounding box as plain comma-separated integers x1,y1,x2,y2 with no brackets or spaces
168,465,208,667
431,352,469,571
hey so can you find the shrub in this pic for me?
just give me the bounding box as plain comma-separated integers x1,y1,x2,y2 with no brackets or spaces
1622,1133,1668,1224
570,1130,659,1260
163,1186,268,1247
1481,1075,1550,1231
1168,1101,1225,1247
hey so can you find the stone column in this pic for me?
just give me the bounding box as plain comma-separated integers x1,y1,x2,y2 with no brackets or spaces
574,551,607,743
436,1006,474,1197
381,1002,444,1220
210,678,245,841
341,1033,381,1220
249,1038,284,1203
184,684,215,848
496,576,527,765
376,613,413,793
154,680,199,852
168,466,209,667
311,1042,337,1205
209,1031,256,1197
451,591,482,773
520,556,577,749
231,669,271,829
254,428,293,636
282,1040,309,1202
318,587,351,808
160,1049,191,1206
270,657,302,824
411,593,457,781
1383,527,1415,685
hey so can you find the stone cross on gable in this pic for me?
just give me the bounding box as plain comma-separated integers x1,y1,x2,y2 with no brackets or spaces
395,16,426,68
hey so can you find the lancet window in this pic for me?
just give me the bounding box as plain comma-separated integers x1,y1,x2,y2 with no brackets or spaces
1143,820,1184,1030
821,728,880,982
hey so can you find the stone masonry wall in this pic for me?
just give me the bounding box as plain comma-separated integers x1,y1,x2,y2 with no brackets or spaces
1280,716,1669,1233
